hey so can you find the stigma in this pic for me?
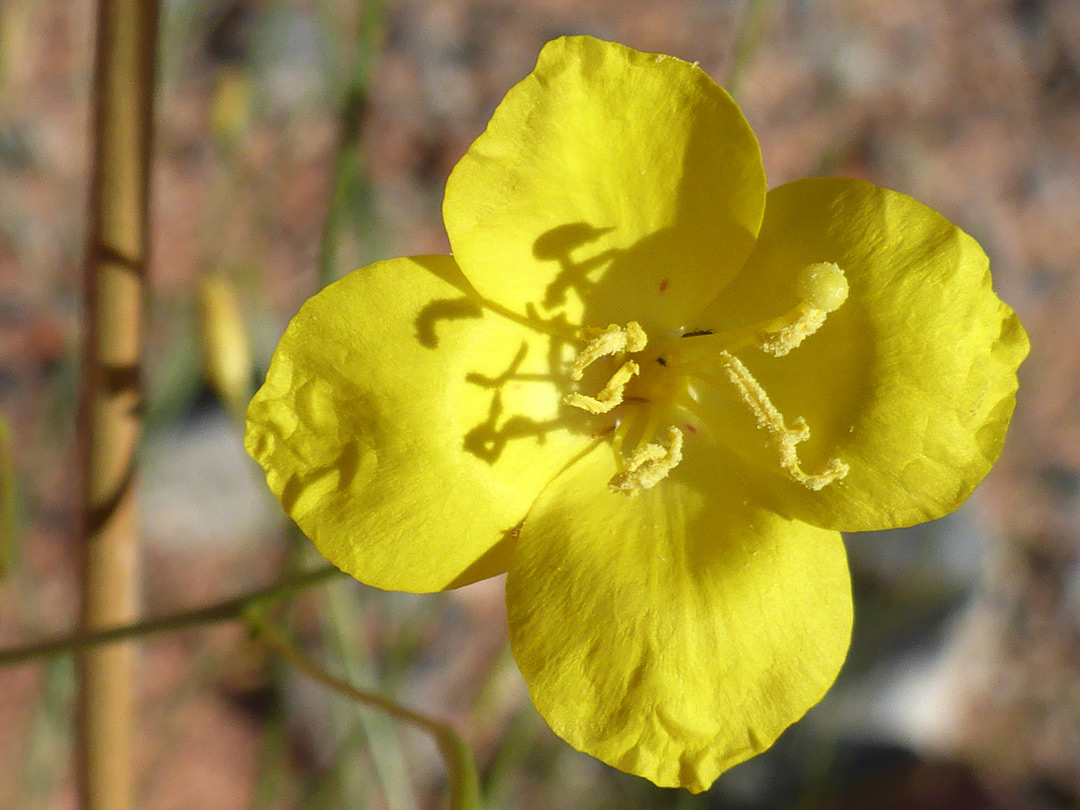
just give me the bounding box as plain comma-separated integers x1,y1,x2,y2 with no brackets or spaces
758,262,849,357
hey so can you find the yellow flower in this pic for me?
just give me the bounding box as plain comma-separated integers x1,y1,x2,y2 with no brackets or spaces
246,37,1028,792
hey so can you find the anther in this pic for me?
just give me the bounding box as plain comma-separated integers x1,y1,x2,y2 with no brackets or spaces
564,360,639,414
570,321,647,380
565,322,649,415
717,351,848,490
609,426,684,496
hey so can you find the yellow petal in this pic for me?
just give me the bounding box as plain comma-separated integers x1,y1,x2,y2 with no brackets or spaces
506,440,851,792
699,178,1028,531
444,36,765,333
245,256,593,592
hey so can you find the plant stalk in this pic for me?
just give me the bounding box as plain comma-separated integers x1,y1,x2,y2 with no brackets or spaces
0,565,341,668
75,1,158,808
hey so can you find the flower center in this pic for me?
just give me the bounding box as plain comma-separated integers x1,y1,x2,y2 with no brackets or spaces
562,262,851,497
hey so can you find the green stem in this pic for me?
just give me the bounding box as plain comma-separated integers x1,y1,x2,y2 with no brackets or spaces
316,0,383,290
0,565,341,668
481,704,532,805
320,578,419,809
249,656,298,810
727,0,773,98
249,617,480,810
15,656,74,810
0,413,15,577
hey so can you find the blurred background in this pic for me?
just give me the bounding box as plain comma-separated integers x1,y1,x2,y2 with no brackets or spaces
0,0,1078,808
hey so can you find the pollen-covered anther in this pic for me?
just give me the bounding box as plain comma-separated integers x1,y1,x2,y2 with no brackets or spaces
757,262,848,357
564,321,649,414
564,360,640,414
569,321,647,380
609,426,684,496
718,351,848,491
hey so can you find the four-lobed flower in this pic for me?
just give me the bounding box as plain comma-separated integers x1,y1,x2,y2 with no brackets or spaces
245,36,1028,792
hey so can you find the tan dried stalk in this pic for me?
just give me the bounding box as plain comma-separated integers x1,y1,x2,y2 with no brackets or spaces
75,1,158,808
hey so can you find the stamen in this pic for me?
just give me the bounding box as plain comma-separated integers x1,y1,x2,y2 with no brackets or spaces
609,426,683,496
570,321,647,380
717,351,848,490
758,263,848,357
564,322,649,415
564,360,639,414
562,321,686,493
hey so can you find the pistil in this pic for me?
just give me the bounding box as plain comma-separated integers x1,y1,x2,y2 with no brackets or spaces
675,262,851,490
679,262,849,358
757,263,849,357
